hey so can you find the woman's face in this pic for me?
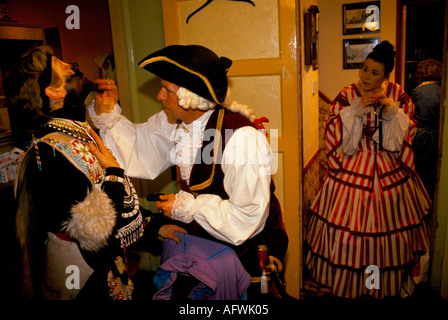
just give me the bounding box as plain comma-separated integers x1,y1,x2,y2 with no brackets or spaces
359,58,389,92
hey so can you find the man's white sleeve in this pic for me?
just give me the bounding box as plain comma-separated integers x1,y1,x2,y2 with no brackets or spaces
88,102,175,179
172,127,272,245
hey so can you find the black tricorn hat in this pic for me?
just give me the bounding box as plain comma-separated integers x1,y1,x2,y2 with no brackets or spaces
138,45,232,104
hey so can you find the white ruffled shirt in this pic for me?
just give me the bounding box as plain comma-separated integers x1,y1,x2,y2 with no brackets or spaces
88,102,272,246
339,97,409,156
170,110,212,184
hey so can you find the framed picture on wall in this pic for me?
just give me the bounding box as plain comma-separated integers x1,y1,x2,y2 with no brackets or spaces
343,1,380,35
0,0,10,21
343,37,380,69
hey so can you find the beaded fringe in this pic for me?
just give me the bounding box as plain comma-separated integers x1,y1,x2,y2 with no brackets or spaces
116,212,144,248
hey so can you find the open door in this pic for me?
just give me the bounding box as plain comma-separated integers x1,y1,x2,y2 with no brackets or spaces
396,0,448,297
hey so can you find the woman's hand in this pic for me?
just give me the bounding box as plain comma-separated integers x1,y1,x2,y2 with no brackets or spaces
361,92,378,108
377,93,391,113
88,129,120,168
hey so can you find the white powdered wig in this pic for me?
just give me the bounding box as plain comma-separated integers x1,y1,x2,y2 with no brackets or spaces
176,86,257,122
62,187,117,252
177,87,217,111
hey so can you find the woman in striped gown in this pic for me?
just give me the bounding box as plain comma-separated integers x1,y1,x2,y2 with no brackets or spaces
305,41,431,298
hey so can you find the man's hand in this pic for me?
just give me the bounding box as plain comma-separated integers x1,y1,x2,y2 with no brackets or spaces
94,79,119,115
156,194,176,218
88,129,120,168
158,224,188,243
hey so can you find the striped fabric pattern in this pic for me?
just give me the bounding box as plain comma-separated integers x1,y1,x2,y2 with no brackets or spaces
306,82,431,298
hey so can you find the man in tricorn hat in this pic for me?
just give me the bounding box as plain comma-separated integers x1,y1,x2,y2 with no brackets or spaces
89,45,289,292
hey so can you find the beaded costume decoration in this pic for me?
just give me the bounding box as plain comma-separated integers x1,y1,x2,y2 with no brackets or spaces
34,131,103,183
33,118,144,248
46,118,97,144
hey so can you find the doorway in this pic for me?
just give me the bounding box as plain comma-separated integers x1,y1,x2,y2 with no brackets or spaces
396,0,447,291
160,0,303,298
396,0,445,93
109,0,303,298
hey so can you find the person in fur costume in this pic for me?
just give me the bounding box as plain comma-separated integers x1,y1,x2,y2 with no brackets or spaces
4,46,186,300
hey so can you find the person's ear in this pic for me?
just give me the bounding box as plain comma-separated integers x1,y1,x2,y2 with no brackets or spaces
44,86,66,100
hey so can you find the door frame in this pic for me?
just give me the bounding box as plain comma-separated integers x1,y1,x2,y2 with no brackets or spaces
396,0,448,297
161,0,303,298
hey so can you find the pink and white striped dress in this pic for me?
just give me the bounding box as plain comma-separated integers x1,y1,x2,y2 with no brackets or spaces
306,82,431,298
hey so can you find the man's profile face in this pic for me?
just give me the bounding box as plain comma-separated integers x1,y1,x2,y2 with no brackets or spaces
157,80,188,123
50,56,94,120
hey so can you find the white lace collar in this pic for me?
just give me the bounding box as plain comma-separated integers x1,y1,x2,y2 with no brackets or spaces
170,109,214,184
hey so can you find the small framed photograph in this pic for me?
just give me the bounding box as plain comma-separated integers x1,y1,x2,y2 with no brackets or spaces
343,37,380,69
343,1,380,35
0,0,10,21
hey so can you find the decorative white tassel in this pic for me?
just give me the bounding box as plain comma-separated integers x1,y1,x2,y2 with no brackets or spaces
62,187,117,252
261,271,268,294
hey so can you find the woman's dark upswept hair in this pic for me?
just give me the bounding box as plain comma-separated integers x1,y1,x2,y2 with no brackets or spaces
366,41,396,76
3,45,60,148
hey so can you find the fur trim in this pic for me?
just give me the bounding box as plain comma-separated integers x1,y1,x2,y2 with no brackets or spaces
63,187,117,252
